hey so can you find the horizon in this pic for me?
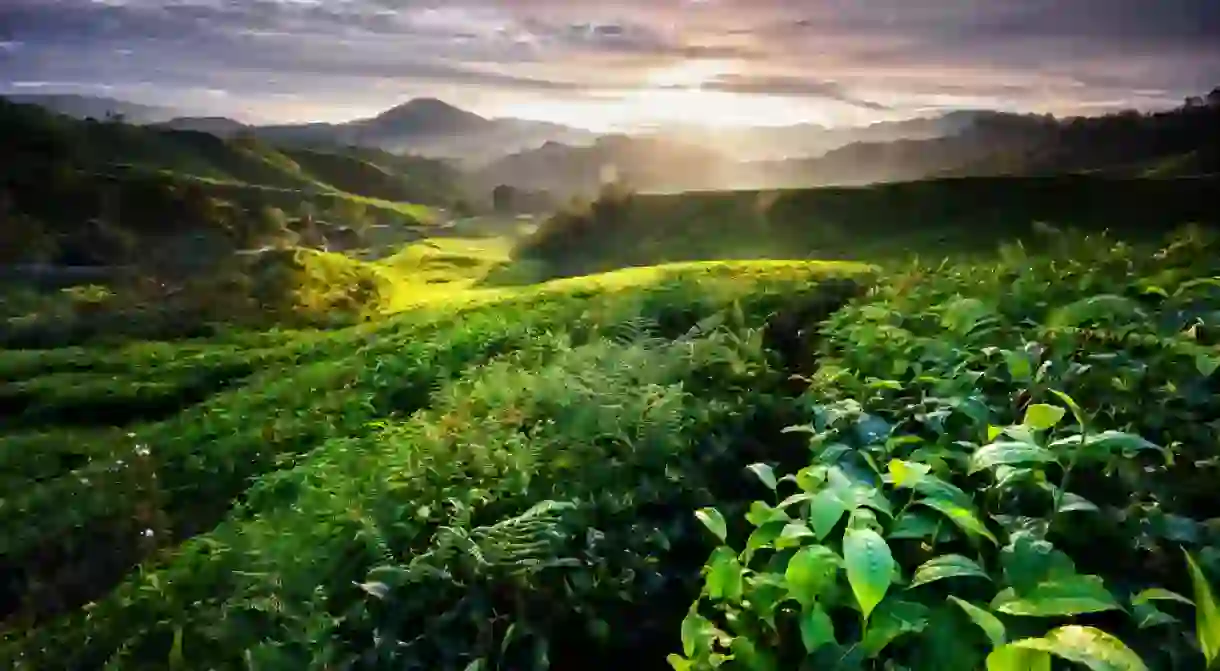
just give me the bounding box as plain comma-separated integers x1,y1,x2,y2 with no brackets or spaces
2,1,1218,131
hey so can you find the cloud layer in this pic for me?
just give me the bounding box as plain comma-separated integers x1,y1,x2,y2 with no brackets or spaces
2,0,1218,127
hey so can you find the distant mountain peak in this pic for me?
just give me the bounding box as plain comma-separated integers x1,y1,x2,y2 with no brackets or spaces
372,98,486,124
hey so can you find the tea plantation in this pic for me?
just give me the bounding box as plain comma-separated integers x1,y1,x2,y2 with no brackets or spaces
4,228,1220,671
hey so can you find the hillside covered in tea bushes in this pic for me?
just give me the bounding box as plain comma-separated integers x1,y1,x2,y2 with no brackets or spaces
4,223,1220,670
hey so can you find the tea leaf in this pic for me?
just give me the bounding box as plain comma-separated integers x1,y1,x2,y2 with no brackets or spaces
970,442,1056,473
1023,404,1066,431
785,545,841,606
799,604,836,653
992,575,1121,617
1000,626,1148,671
1130,587,1193,607
861,599,930,657
747,463,777,492
986,645,1052,671
1185,550,1220,666
705,547,744,603
776,522,818,549
808,489,848,540
843,527,896,621
696,508,727,543
916,497,997,544
949,596,1007,648
910,554,991,588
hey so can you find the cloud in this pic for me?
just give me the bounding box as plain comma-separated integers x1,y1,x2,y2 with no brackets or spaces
696,74,890,110
2,0,1218,125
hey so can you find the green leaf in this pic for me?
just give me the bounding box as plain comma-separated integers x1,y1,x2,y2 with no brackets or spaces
681,610,717,658
916,497,997,544
800,604,837,653
696,508,728,543
861,599,930,657
705,547,744,603
949,596,1007,648
1130,588,1193,607
910,554,991,588
1049,390,1088,430
986,645,1052,671
746,501,789,527
1131,601,1179,629
1050,431,1165,462
1001,533,1077,594
742,521,787,564
1024,404,1066,431
747,463,778,491
1001,626,1147,671
1058,492,1100,514
889,459,932,489
776,522,817,549
970,441,1056,474
1185,550,1220,666
1197,354,1220,378
785,545,841,606
169,627,184,671
991,575,1121,617
888,511,943,541
843,528,896,621
1048,295,1144,329
942,298,994,334
808,489,848,540
666,654,692,671
731,636,779,671
1005,351,1033,382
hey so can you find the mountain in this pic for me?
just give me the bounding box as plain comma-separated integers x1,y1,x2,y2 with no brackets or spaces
253,98,598,164
154,117,250,136
472,135,734,196
0,94,177,124
640,111,993,162
473,96,1220,195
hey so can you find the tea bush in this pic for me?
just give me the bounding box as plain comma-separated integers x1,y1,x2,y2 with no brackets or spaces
674,229,1220,670
5,229,1220,670
1,261,870,668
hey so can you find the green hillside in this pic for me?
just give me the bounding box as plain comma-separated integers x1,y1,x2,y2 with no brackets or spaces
519,175,1220,279
5,225,1220,669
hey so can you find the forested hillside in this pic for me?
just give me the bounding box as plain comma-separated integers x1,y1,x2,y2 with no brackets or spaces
0,98,468,268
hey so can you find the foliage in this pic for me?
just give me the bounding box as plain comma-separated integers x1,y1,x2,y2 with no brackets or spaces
674,229,1220,670
0,261,869,669
515,175,1220,280
6,207,1220,671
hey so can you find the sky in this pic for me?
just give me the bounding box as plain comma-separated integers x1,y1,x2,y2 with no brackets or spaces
1,0,1218,130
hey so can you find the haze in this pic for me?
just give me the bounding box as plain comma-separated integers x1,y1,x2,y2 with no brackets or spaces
2,0,1219,130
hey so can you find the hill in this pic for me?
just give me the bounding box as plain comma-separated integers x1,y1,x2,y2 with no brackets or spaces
0,98,470,262
517,174,1220,278
253,98,599,164
472,135,734,196
5,226,1220,669
482,93,1220,195
152,117,250,136
0,94,177,124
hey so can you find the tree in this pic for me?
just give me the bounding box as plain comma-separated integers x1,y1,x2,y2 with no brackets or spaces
492,184,518,214
1208,87,1220,107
